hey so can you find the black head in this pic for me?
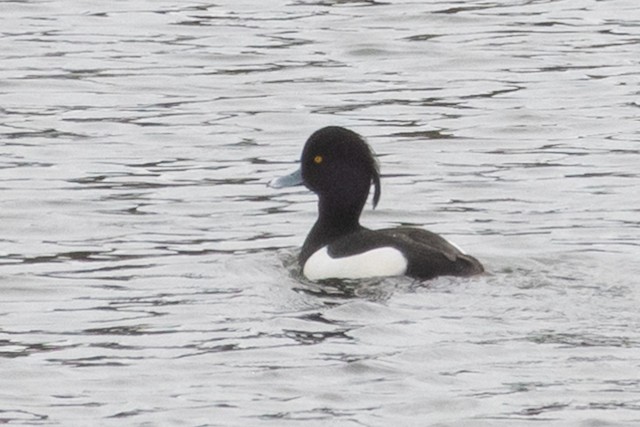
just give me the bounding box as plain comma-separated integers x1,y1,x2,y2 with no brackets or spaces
300,126,381,210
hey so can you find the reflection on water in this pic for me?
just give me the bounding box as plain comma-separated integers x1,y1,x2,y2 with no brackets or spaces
1,0,640,425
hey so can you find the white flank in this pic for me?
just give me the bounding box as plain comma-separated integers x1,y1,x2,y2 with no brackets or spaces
446,238,467,255
303,246,408,281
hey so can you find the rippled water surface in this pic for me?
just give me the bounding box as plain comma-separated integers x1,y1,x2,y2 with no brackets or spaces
2,0,640,425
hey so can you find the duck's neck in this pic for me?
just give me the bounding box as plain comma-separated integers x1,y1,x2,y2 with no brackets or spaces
300,196,365,264
317,196,364,234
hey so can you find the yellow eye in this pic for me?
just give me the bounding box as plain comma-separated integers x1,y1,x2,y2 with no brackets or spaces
313,155,323,164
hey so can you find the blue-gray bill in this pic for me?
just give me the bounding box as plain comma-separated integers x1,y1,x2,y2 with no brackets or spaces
269,167,303,188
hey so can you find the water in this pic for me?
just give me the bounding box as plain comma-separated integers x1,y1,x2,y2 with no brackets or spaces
1,0,640,425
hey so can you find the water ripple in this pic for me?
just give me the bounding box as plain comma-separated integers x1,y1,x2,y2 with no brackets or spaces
2,0,640,425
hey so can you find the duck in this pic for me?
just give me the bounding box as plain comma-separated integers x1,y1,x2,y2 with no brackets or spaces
270,126,484,281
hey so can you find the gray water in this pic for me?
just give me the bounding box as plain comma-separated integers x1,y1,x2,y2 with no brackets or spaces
1,0,640,425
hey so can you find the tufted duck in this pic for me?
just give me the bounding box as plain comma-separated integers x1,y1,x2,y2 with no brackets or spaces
271,126,484,281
